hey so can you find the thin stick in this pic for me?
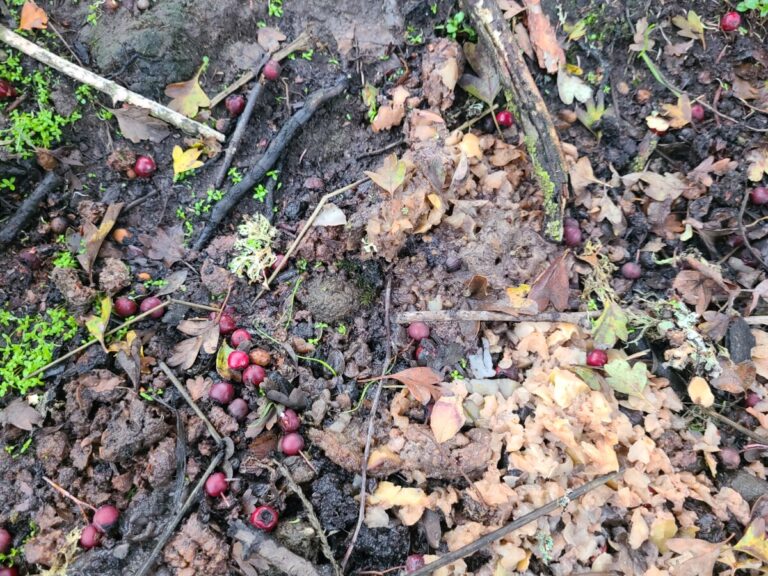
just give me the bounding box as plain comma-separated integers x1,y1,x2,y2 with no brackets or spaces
0,25,224,142
703,408,768,445
342,276,392,569
43,476,96,515
159,361,223,445
745,316,768,325
738,187,768,271
274,459,342,576
255,177,369,300
0,171,62,246
213,54,270,189
406,469,624,576
454,103,499,133
394,310,594,325
356,139,405,160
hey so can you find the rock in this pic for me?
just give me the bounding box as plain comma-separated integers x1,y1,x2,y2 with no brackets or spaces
298,274,362,323
275,519,319,563
723,469,768,504
727,317,755,364
98,258,131,295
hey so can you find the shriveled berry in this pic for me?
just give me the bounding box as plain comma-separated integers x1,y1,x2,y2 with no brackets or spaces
231,328,252,347
621,262,642,280
563,225,582,247
19,247,41,269
407,322,430,340
139,296,164,318
0,79,17,100
414,339,437,366
750,186,768,206
250,505,279,531
218,313,237,335
586,349,608,367
114,297,138,318
278,409,300,433
263,59,281,81
405,554,426,573
279,432,304,456
719,446,741,469
228,398,249,421
690,103,705,122
93,505,120,532
242,364,266,386
746,391,761,408
495,110,514,128
225,94,246,117
0,566,19,576
0,528,11,554
720,11,741,32
204,472,228,497
210,382,235,404
228,350,250,371
80,524,102,549
133,155,156,178
249,348,271,366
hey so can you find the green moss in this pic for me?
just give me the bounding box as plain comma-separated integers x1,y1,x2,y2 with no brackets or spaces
524,134,562,241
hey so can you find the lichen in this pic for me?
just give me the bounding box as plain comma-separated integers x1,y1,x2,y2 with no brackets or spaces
524,134,562,241
228,214,277,287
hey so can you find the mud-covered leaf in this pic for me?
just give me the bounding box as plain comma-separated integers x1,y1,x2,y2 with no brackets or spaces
734,518,768,564
604,359,648,397
156,270,189,296
528,252,570,312
111,105,171,143
19,0,48,30
139,225,186,267
365,153,408,194
430,395,465,443
0,399,42,430
165,63,210,118
172,145,204,178
688,376,714,407
85,295,112,353
77,203,123,275
557,67,593,105
592,301,629,348
746,148,768,182
168,319,219,370
458,41,500,104
523,0,565,73
257,27,285,53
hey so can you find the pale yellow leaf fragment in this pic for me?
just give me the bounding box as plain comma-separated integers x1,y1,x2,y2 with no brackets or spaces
688,376,714,407
550,368,589,408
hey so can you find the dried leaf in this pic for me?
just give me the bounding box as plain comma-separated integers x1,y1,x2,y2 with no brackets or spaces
165,63,210,118
257,27,285,53
667,538,723,576
734,518,768,563
77,203,124,275
672,270,715,315
167,319,219,370
430,395,466,443
672,11,705,47
523,0,565,73
19,0,47,30
156,270,189,296
108,330,143,386
662,94,692,129
592,301,629,348
557,67,593,105
665,40,695,58
371,86,409,132
688,376,714,407
85,295,112,353
569,156,597,196
528,252,570,312
0,399,42,430
629,18,655,53
139,225,186,267
459,133,482,159
688,156,737,188
314,204,347,227
622,171,686,202
216,340,236,380
172,145,204,178
604,358,648,397
365,154,408,194
746,148,768,182
458,41,500,104
110,105,171,143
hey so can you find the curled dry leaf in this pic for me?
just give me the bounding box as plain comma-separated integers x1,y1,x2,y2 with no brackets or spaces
313,204,347,227
528,251,570,312
19,0,48,30
110,105,171,143
77,203,124,276
430,394,466,443
85,295,112,353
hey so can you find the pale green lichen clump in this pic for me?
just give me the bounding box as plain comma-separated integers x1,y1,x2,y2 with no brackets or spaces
228,214,277,287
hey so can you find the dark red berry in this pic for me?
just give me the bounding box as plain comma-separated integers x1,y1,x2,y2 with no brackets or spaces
690,103,705,122
204,472,228,497
405,554,426,573
720,11,741,32
564,217,579,229
279,432,304,456
225,94,246,117
278,408,300,433
133,155,156,178
93,505,120,532
250,505,279,531
621,262,642,280
0,567,19,576
210,381,235,404
750,186,768,205
727,235,745,248
228,350,250,371
495,110,514,128
0,79,17,100
719,446,741,469
263,59,281,81
218,313,237,335
80,524,102,549
407,322,430,340
586,349,608,367
114,297,138,318
139,296,164,319
242,364,266,386
563,225,582,247
414,339,437,366
231,328,252,347
0,528,11,554
228,398,249,421
272,254,286,272
746,391,761,408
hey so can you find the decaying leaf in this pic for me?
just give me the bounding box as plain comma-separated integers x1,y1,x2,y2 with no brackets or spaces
688,376,714,407
430,394,466,443
421,38,462,111
257,27,285,53
19,0,48,30
172,145,204,178
216,340,236,381
156,270,189,296
110,105,171,143
667,538,723,576
365,154,408,194
734,518,768,564
167,318,219,370
363,367,442,404
371,86,409,132
85,295,112,353
0,398,42,430
629,18,655,53
165,62,211,118
139,225,187,267
687,156,737,188
592,301,629,349
621,171,686,202
604,358,648,397
528,252,570,312
369,481,429,525
523,0,565,73
661,94,692,129
557,67,593,105
458,41,501,104
313,204,347,227
77,203,124,276
671,11,705,47
108,330,144,387
569,156,598,196
746,148,768,182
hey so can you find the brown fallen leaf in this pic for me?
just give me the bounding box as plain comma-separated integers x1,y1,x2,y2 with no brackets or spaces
458,40,501,104
371,86,409,133
746,148,768,182
108,330,143,387
256,27,285,53
667,538,723,576
0,399,43,431
672,270,716,316
364,153,408,194
528,251,570,312
139,225,187,267
523,0,565,73
662,94,692,129
77,203,124,277
671,10,705,48
19,0,48,30
165,62,211,118
361,367,442,404
167,319,219,370
110,105,171,144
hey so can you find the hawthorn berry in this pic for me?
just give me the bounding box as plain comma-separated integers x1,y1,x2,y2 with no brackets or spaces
0,567,19,576
279,432,304,456
563,225,582,247
586,349,608,367
210,382,235,404
407,322,430,340
690,103,705,122
720,11,741,32
620,262,642,280
93,505,120,532
278,409,301,433
746,391,761,408
218,314,237,335
231,328,252,347
750,186,768,206
242,364,266,386
249,348,271,366
0,528,11,554
225,94,246,117
114,297,138,318
227,350,250,371
405,554,426,573
80,524,102,549
495,110,514,128
262,60,281,81
250,505,279,531
139,296,164,318
0,79,17,100
133,155,156,178
228,398,249,421
414,339,437,366
204,472,228,497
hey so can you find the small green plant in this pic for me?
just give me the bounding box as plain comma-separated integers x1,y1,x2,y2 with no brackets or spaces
450,369,464,380
4,436,33,459
96,107,114,121
143,279,168,290
228,167,243,184
737,0,768,16
139,386,164,402
0,177,16,191
0,307,79,396
301,49,314,61
435,11,476,41
229,214,278,286
336,323,347,335
406,25,424,45
253,183,268,202
267,0,283,17
86,0,103,25
75,84,94,104
296,258,308,272
2,109,81,158
430,2,438,14
52,250,78,269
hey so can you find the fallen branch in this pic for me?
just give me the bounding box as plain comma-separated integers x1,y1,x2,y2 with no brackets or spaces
0,25,225,142
394,309,594,326
193,77,349,250
0,171,62,246
407,468,624,576
231,521,321,576
462,0,569,241
703,407,768,445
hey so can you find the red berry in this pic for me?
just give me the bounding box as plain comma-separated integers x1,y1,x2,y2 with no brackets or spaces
0,79,17,100
263,59,281,81
93,505,120,532
279,432,304,456
231,328,252,347
278,409,301,433
621,262,642,280
210,381,235,404
250,505,279,531
690,103,705,122
272,254,287,271
228,350,250,371
225,94,246,117
242,364,266,386
0,567,19,576
218,313,237,335
586,349,608,367
720,11,741,32
405,554,426,573
495,110,514,128
727,235,745,248
80,524,102,549
563,225,582,247
228,398,249,421
407,322,430,340
139,296,164,319
204,472,228,497
133,155,156,178
746,391,761,408
114,297,138,318
719,446,741,469
414,339,437,366
750,186,768,205
0,528,11,554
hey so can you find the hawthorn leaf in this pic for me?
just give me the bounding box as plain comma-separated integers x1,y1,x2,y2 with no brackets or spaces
458,41,500,104
172,145,204,178
108,330,142,386
430,394,466,443
78,203,124,276
746,148,768,182
19,0,48,30
364,367,442,404
86,295,112,353
734,518,768,563
557,67,593,105
672,11,705,47
167,319,219,370
592,301,629,348
604,359,648,397
139,225,186,267
662,94,692,128
156,270,189,296
110,105,171,143
365,154,407,194
372,86,409,132
165,63,211,118
667,538,723,576
672,270,715,315
528,252,570,312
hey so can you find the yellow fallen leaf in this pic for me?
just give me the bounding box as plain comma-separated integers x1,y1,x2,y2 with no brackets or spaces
172,145,204,178
688,376,714,407
734,518,768,564
650,515,678,552
550,368,589,408
459,133,482,159
430,394,465,443
369,481,429,509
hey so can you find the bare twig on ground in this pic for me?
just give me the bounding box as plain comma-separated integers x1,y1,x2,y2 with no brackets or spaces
193,77,348,250
453,103,499,133
394,310,594,326
342,276,393,570
0,25,224,142
745,316,768,325
160,361,223,445
356,139,405,160
703,407,768,445
231,521,322,576
0,171,62,246
43,476,96,519
406,469,624,576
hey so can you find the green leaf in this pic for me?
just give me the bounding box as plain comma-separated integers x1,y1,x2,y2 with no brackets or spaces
569,366,603,391
592,301,629,348
604,359,648,397
216,339,235,380
86,295,112,353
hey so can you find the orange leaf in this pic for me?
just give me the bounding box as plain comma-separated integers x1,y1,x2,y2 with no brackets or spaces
19,0,48,30
362,367,442,404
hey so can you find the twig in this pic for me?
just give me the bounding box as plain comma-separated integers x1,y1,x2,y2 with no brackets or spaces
745,316,768,325
356,139,405,160
48,22,83,66
274,459,342,576
255,177,369,300
213,54,270,189
342,276,392,570
43,476,96,517
454,103,499,133
703,407,768,445
738,187,768,272
0,171,62,246
0,25,224,142
407,469,624,576
159,361,223,445
193,77,348,250
394,309,594,326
